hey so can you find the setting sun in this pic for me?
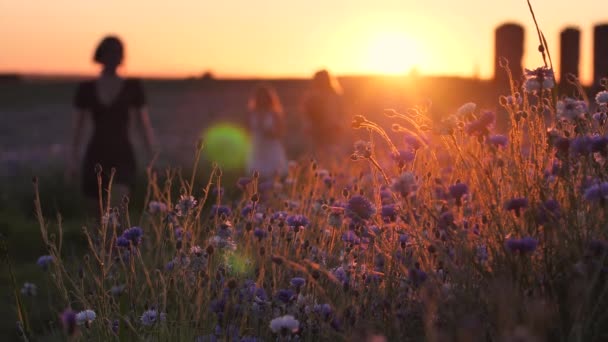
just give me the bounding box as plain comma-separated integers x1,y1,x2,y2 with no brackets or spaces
360,31,425,75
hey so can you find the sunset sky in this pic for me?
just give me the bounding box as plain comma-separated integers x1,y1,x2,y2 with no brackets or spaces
0,0,605,83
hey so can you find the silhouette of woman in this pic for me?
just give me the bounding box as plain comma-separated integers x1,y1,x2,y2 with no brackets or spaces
68,36,155,210
246,84,288,179
303,69,346,157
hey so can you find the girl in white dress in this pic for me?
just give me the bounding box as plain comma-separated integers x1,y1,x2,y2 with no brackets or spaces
246,84,288,179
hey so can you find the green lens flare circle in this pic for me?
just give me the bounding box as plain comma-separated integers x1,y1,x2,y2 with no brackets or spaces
202,123,251,170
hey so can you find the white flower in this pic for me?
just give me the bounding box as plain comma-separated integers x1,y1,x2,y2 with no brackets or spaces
595,90,608,106
140,309,166,326
523,67,555,93
76,310,96,326
269,315,300,334
556,98,587,121
457,102,476,117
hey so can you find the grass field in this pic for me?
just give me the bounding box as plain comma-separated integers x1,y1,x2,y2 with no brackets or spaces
4,73,608,341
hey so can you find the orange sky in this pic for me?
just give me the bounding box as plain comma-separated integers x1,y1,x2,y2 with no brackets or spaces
0,1,605,83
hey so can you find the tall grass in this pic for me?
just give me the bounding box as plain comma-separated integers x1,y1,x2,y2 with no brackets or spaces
12,70,608,341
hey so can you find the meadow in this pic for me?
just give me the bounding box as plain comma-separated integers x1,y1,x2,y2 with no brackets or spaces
3,66,608,342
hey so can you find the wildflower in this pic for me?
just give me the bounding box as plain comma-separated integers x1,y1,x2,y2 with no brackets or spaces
253,228,267,240
36,255,53,270
271,211,288,222
523,67,555,93
583,182,608,202
353,140,372,158
448,183,468,202
381,204,397,223
286,215,310,229
241,204,254,217
60,309,77,336
190,245,204,256
276,289,295,303
404,133,426,150
342,230,361,244
118,226,143,247
328,209,344,227
488,134,508,147
391,172,418,197
465,111,495,136
535,199,561,225
345,195,376,221
556,98,587,121
457,102,477,117
212,186,224,197
210,205,232,218
313,303,333,320
75,309,97,326
290,277,306,288
596,90,608,108
408,267,427,287
20,282,37,296
110,284,126,296
175,195,197,216
269,315,300,334
587,239,608,258
476,245,488,262
148,201,168,214
505,237,538,254
392,150,415,166
140,309,165,326
504,197,529,216
111,319,119,335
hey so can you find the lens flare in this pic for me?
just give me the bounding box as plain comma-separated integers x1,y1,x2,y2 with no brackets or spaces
202,123,250,170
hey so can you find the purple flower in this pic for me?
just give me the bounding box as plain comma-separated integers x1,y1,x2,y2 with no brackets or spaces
584,182,608,202
61,309,77,336
408,268,427,287
36,255,54,270
120,226,143,247
345,195,376,221
116,236,130,248
536,199,560,225
504,197,529,216
505,237,538,254
488,134,508,147
253,228,267,240
241,204,254,217
210,205,231,218
465,111,495,136
276,289,295,303
381,204,397,223
404,134,426,150
271,211,288,222
448,183,468,201
290,277,306,288
392,150,415,166
587,239,608,258
286,215,309,228
342,230,361,244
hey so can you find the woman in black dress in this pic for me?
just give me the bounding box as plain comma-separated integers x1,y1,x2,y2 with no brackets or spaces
68,36,155,210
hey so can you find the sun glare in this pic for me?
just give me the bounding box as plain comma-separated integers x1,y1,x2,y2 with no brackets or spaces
362,32,423,75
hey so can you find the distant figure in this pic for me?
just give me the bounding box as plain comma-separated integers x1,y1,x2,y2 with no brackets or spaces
68,36,155,209
246,84,288,179
303,69,345,157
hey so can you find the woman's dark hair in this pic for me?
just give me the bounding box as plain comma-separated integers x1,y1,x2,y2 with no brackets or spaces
94,36,124,66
